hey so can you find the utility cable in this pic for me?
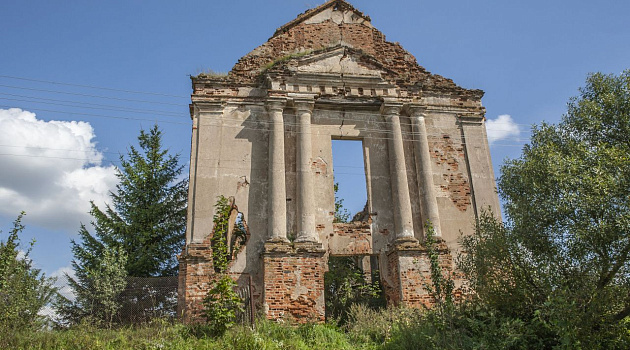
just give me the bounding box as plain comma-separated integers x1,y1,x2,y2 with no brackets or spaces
0,75,187,98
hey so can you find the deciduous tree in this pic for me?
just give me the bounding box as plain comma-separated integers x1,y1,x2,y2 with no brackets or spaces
0,212,56,330
460,70,630,348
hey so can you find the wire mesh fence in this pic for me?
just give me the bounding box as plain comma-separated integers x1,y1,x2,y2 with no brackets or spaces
39,275,178,326
38,274,255,327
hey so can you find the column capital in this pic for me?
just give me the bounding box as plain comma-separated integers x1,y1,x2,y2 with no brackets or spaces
194,101,225,114
293,98,315,114
381,101,403,117
265,97,287,113
407,104,428,118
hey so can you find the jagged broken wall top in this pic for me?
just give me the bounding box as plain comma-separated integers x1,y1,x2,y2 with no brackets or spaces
197,0,483,99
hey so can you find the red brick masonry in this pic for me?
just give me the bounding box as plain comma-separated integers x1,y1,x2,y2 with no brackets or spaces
263,241,326,322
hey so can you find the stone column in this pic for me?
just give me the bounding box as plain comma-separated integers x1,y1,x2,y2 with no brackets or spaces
266,98,288,242
382,102,417,243
409,106,442,237
295,99,318,243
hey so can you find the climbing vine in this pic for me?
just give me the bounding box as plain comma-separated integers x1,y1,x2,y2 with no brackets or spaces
424,221,454,310
203,196,245,335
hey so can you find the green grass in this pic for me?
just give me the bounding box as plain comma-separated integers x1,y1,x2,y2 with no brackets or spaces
0,317,379,350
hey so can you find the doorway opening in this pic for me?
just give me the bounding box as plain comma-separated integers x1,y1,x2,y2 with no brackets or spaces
324,254,385,323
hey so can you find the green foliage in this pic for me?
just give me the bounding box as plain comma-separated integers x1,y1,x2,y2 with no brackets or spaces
60,124,187,326
210,195,247,273
325,256,385,324
58,245,128,328
261,50,313,72
1,317,376,350
86,246,128,328
333,182,351,223
211,196,231,273
194,69,228,79
202,275,243,336
423,222,454,310
202,196,247,336
0,212,57,331
76,124,188,278
346,304,422,345
458,70,630,348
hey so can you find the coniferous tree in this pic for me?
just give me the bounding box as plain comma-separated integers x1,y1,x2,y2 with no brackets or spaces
75,124,187,277
59,125,187,325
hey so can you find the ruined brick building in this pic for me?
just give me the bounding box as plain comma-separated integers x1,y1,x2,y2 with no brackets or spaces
178,0,500,322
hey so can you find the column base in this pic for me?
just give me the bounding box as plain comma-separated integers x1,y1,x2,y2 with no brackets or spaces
392,235,420,249
294,234,320,245
263,241,326,323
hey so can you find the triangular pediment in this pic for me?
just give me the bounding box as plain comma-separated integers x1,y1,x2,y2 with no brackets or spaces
213,0,482,98
294,48,382,77
274,0,371,37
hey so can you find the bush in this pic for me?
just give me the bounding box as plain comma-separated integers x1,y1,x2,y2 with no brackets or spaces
0,212,57,332
203,275,243,336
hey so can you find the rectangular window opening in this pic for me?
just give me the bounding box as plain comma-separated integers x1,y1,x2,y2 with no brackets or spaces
331,139,368,223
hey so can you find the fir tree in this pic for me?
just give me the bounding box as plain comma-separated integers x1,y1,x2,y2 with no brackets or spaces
58,125,187,325
74,124,188,277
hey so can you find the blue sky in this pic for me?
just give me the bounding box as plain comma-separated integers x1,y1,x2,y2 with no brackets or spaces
1,0,629,279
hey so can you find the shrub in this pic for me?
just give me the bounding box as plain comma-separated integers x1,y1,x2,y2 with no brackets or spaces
0,212,57,331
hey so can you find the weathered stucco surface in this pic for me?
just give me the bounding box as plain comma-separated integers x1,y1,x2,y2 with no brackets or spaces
178,0,500,322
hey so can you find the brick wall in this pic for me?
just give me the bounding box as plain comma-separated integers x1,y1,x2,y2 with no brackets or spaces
263,243,326,322
329,222,372,255
177,237,214,323
386,240,455,309
228,19,469,95
430,134,472,211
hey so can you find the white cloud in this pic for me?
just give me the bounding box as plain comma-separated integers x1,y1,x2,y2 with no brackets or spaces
16,249,28,261
486,114,520,145
0,108,118,231
51,266,77,302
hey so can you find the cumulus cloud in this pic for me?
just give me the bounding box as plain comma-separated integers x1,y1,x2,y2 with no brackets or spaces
486,114,520,145
51,266,77,302
0,108,117,231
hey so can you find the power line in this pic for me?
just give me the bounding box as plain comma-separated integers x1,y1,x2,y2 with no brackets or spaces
0,96,185,119
0,78,536,128
0,104,529,147
0,96,531,135
0,92,183,116
0,75,188,99
0,100,530,141
0,152,122,164
0,84,185,106
0,144,121,156
0,104,191,125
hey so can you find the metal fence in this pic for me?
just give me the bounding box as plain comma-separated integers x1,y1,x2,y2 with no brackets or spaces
235,276,255,326
40,275,178,326
40,274,255,327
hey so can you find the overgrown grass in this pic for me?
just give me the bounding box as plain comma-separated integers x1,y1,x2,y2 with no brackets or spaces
1,317,377,350
8,303,623,350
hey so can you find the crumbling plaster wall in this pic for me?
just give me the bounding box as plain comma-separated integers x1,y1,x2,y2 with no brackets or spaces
181,0,500,322
186,99,495,303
